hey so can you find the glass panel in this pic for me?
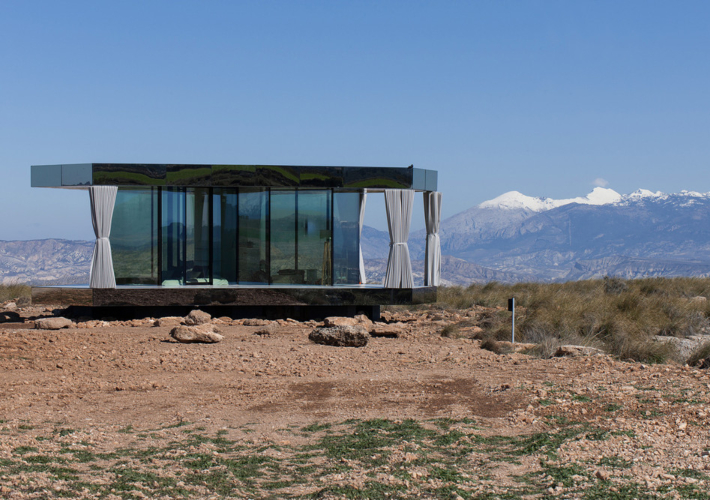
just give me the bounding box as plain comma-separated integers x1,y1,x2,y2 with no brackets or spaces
185,188,211,284
333,192,361,285
111,188,158,285
161,187,185,285
213,189,237,285
239,189,269,284
298,190,331,285
269,190,298,284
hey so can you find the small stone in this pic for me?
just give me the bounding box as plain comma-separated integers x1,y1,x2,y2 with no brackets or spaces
595,470,610,481
184,309,212,326
154,316,183,328
170,325,223,343
369,323,402,338
254,326,274,337
35,317,73,330
243,318,270,326
309,325,369,347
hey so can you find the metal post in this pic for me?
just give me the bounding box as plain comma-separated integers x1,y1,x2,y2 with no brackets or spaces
508,297,515,344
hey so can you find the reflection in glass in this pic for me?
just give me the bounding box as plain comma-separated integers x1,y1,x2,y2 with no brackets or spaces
213,189,237,285
333,192,361,284
112,188,158,285
161,187,185,285
239,189,269,284
270,190,298,284
298,190,331,285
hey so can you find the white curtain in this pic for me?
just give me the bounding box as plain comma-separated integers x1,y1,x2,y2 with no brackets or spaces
89,186,118,289
424,191,442,286
383,189,414,288
358,190,367,284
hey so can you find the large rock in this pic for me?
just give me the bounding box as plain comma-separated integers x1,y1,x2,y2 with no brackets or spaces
170,325,223,343
554,345,604,357
35,317,73,330
184,310,212,326
309,325,369,347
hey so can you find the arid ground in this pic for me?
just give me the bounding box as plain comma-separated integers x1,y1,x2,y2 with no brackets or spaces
1,305,709,499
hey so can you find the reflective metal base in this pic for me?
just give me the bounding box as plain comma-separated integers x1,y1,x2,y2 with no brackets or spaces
31,285,437,308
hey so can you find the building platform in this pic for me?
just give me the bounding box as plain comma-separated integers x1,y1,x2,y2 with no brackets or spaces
31,285,437,320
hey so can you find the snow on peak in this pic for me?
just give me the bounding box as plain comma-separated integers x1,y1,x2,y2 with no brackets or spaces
478,191,555,211
479,187,621,212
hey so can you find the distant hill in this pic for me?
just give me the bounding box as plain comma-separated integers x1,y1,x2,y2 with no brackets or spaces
0,239,92,285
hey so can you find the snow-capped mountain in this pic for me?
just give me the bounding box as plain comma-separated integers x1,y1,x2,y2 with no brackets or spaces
479,187,622,211
364,187,710,283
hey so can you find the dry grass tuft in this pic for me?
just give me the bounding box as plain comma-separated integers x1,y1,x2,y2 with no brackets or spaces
0,282,31,302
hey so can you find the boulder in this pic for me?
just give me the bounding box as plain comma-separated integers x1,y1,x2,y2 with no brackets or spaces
35,317,73,330
554,345,604,357
184,309,212,326
323,316,359,327
309,325,369,347
170,325,223,343
4,302,17,311
154,316,183,328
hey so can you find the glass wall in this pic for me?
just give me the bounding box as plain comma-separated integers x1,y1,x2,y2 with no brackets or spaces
239,189,269,284
333,192,361,284
213,189,238,285
270,190,298,283
298,190,331,285
113,186,364,287
161,187,185,285
185,188,211,284
111,187,158,285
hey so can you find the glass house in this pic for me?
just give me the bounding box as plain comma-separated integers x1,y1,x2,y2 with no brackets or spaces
31,164,441,317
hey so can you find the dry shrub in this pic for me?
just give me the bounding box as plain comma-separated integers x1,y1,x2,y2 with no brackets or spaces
480,337,512,355
687,341,710,367
433,277,710,364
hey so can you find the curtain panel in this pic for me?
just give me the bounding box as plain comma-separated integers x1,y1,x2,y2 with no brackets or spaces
424,191,442,286
383,189,414,288
89,186,118,289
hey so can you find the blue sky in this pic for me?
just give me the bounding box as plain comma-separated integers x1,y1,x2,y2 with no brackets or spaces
2,1,710,240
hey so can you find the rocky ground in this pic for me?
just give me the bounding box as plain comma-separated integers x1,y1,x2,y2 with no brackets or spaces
0,302,709,499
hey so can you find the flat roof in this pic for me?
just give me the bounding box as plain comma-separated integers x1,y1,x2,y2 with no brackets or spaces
31,163,438,191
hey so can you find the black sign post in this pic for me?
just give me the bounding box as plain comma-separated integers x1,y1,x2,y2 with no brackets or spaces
508,298,515,344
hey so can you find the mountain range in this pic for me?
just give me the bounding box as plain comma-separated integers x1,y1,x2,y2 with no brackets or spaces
4,188,710,286
363,187,710,284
